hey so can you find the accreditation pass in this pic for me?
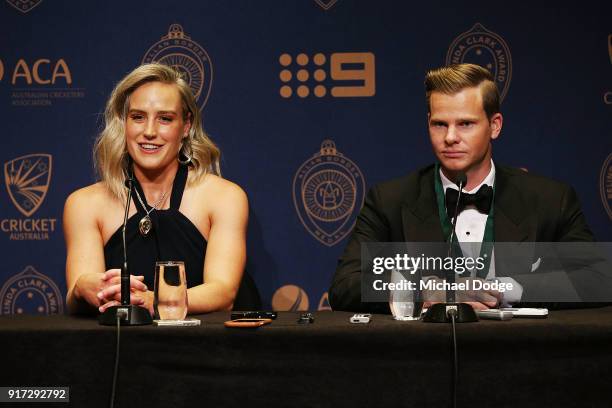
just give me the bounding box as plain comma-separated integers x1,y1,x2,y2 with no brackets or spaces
0,387,69,402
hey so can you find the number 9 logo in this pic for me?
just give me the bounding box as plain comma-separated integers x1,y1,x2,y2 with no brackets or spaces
330,52,375,97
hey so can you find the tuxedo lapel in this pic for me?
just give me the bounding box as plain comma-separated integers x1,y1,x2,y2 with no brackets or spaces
493,167,537,277
494,166,536,242
401,169,445,242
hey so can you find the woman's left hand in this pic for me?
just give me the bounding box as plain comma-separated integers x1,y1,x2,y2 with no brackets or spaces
97,269,154,315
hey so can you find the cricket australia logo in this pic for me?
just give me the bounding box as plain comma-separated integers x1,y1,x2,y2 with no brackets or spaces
142,24,213,110
446,23,513,101
293,140,365,246
0,266,64,315
600,153,612,221
6,0,42,13
4,154,52,217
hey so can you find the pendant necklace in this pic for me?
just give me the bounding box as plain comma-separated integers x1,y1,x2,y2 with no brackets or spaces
133,187,167,236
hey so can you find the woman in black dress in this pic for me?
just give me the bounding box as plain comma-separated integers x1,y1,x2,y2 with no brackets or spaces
64,63,248,315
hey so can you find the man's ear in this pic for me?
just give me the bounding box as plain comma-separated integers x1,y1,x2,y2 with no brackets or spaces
490,113,503,140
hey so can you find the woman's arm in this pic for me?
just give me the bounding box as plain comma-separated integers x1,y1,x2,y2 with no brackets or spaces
64,187,147,314
186,179,249,313
64,188,108,314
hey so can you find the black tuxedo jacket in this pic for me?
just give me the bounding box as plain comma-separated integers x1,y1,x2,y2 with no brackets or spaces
329,164,596,313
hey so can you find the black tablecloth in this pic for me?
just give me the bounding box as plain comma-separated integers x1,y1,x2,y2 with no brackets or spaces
2,308,612,408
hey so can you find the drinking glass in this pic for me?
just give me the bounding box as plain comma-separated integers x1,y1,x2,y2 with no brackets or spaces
389,268,420,320
154,261,188,320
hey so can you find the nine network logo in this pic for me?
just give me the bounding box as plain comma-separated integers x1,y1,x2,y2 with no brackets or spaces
279,52,375,98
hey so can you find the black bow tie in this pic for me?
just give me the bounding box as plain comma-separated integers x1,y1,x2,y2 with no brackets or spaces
445,184,493,216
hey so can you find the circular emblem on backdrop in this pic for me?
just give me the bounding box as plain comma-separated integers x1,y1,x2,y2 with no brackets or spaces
314,0,339,10
446,23,513,102
271,285,309,311
142,24,213,110
5,0,43,13
0,266,64,315
0,59,4,81
292,140,366,247
4,153,52,217
600,153,612,220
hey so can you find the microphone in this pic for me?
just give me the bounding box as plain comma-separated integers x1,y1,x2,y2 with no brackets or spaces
120,175,133,307
454,172,468,187
448,172,466,255
99,169,152,326
423,171,477,323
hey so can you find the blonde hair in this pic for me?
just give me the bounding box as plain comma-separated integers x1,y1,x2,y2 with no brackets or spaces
93,63,220,199
425,63,500,119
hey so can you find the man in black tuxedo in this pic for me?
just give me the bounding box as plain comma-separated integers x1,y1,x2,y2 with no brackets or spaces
329,63,598,313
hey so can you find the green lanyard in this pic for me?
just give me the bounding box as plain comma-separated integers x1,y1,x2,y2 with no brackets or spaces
433,163,495,279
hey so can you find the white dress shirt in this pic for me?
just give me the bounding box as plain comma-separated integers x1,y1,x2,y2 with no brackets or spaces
440,161,522,305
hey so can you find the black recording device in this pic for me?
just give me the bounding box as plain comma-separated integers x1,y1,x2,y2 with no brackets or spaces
297,312,314,324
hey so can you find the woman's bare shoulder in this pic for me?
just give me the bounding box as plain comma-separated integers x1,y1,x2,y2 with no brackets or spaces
202,174,246,200
190,174,248,213
64,182,118,218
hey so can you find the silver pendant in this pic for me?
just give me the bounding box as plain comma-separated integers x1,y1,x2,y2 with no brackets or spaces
139,215,152,236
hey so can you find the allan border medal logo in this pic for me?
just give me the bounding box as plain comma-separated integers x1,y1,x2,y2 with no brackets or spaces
0,266,64,315
446,23,512,101
314,0,339,10
6,0,42,13
601,153,612,220
143,24,213,110
293,140,365,247
5,153,51,217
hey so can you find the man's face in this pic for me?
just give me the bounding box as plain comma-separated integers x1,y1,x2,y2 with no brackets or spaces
428,86,502,179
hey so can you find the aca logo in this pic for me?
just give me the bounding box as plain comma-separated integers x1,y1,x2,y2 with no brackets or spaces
3,58,84,106
446,23,512,102
314,0,339,10
600,153,612,220
143,24,213,110
293,140,366,246
5,0,43,13
0,266,63,315
272,285,310,311
1,154,57,240
11,59,71,85
279,52,375,98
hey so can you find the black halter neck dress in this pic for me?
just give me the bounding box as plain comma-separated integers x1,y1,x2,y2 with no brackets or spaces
104,164,205,289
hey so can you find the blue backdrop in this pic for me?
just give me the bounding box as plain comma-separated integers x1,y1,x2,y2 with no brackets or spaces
0,0,610,314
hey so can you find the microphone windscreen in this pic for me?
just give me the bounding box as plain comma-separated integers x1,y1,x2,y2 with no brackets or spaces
455,172,467,188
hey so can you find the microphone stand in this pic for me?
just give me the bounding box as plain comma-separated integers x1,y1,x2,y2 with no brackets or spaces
423,172,477,323
99,175,152,326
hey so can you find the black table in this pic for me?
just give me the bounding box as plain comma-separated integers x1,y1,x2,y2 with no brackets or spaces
2,308,612,408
